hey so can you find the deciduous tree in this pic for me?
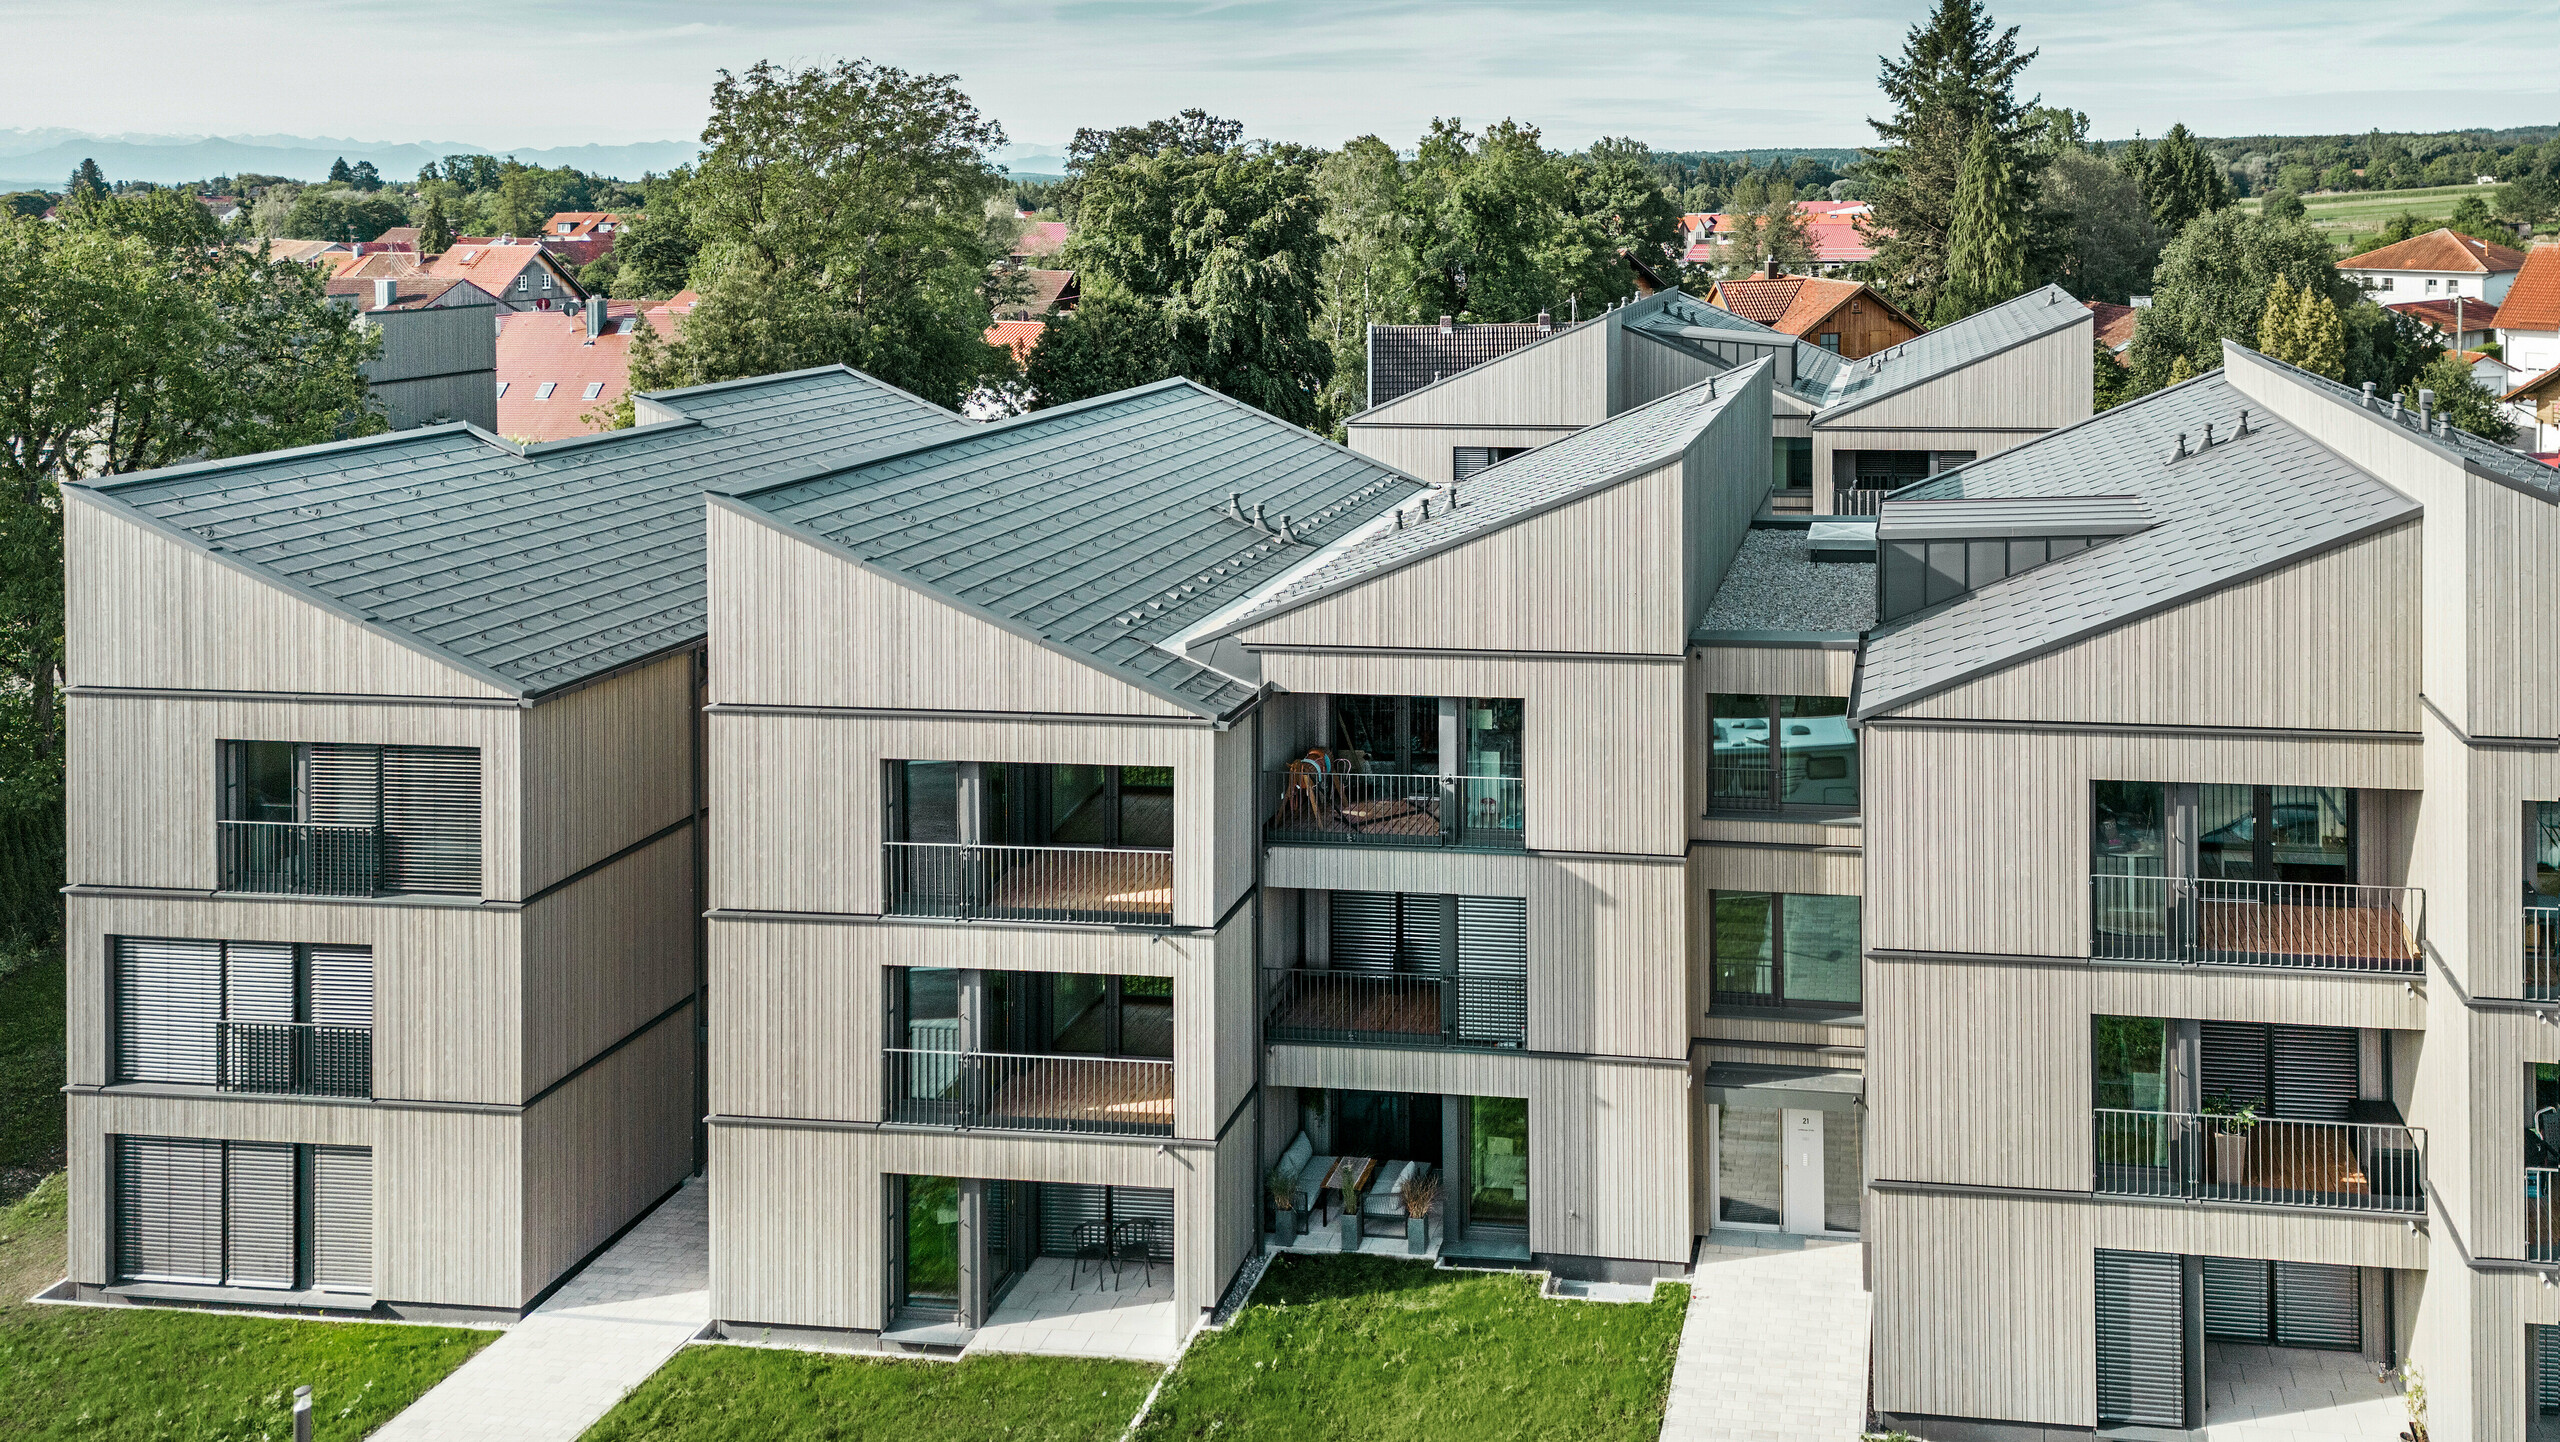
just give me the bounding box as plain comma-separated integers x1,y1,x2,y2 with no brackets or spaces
2401,351,2515,441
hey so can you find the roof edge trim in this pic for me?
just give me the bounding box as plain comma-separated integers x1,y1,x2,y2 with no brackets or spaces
70,423,500,495
1814,292,2093,425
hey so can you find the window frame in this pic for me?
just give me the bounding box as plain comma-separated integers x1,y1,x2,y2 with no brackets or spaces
1709,889,1863,1012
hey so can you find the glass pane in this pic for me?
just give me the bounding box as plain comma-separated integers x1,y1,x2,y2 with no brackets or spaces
1712,893,1775,999
2535,803,2560,902
902,1175,960,1308
903,969,959,1051
1119,974,1174,1058
237,741,299,822
2268,786,2351,883
1469,1096,1529,1227
2196,784,2256,880
901,762,961,843
1709,695,1773,807
2093,1016,2168,1112
1331,696,1437,775
1048,973,1107,1053
1780,895,1862,1005
1119,766,1175,848
2093,781,2167,877
1047,765,1109,844
1337,1090,1437,1164
1463,699,1523,779
1777,697,1856,807
2536,1063,2560,1167
1716,1106,1781,1225
1822,1112,1860,1233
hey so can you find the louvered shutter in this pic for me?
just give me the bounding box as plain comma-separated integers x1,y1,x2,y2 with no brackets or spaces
1329,892,1400,974
2199,1021,2271,1111
223,1142,298,1288
2273,1262,2361,1350
306,946,372,1027
1036,1182,1112,1255
2094,1248,2187,1427
222,942,295,1023
2269,1027,2360,1122
2202,1257,2271,1342
381,746,481,894
2537,1324,2560,1415
114,1136,223,1283
1397,894,1450,974
309,1146,373,1293
1454,896,1528,1045
305,743,381,825
1112,1186,1175,1262
114,938,219,1084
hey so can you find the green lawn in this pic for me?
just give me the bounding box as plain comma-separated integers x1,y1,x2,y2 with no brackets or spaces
1134,1253,1688,1441
0,944,66,1204
0,1174,495,1440
2238,183,2533,255
581,1345,1160,1441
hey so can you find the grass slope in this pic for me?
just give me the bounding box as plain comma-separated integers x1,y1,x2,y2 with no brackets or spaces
582,1346,1160,1441
0,1175,494,1441
1136,1254,1688,1442
0,944,66,1203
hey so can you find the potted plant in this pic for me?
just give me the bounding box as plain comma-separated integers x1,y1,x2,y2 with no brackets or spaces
1400,1172,1441,1255
1267,1163,1300,1244
2203,1093,2261,1184
1340,1183,1364,1251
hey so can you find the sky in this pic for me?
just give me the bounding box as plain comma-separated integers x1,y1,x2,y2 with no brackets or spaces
4,0,2557,154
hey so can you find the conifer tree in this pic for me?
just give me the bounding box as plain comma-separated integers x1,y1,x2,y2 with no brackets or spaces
417,193,452,255
1859,0,2043,321
1936,121,2026,323
2256,275,2301,364
65,158,107,201
2292,286,2346,380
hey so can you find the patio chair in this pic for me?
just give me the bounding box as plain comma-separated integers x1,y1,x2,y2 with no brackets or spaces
1112,1219,1159,1290
1278,760,1324,828
1071,1220,1110,1289
1360,1161,1426,1238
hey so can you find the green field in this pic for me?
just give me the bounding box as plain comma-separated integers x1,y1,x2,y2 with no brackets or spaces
582,1345,1160,1441
1133,1253,1688,1441
2239,183,2530,254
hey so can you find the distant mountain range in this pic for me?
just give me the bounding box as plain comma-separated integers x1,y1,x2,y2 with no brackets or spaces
0,130,702,189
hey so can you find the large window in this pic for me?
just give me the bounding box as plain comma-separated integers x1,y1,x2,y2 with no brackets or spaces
216,741,481,896
1712,892,1861,1009
1772,437,1813,492
114,1136,370,1293
114,938,371,1096
2196,786,2352,885
1467,1096,1529,1230
2093,1016,2169,1112
1708,696,1856,812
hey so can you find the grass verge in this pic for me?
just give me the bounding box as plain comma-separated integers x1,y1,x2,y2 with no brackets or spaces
1134,1253,1687,1441
581,1345,1160,1441
0,1174,495,1441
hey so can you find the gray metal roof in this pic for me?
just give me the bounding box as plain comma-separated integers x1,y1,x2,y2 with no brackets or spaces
1696,527,1877,635
1223,361,1770,639
732,379,1427,718
1624,293,1845,404
1856,367,2420,719
77,365,969,697
1811,284,2090,420
1877,494,2155,541
2218,342,2560,499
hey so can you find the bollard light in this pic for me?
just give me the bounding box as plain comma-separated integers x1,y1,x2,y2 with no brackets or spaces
294,1385,313,1442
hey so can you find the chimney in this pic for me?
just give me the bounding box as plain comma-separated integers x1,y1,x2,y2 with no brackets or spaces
586,294,607,340
2417,388,2435,430
1537,309,1552,333
1438,315,1454,334
373,277,396,310
1763,254,1781,280
2361,381,2377,409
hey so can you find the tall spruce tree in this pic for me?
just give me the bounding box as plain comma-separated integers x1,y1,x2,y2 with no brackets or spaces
416,193,452,255
65,158,106,202
2142,123,2229,239
1859,0,2043,322
1937,120,2027,323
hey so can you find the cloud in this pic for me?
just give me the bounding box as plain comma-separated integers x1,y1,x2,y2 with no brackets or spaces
567,21,724,44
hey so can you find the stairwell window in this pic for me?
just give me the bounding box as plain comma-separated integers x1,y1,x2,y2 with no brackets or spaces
1710,891,1862,1010
1707,695,1856,812
216,741,480,897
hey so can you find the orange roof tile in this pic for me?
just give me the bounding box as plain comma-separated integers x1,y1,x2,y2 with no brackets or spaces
2499,245,2560,334
2336,227,2526,275
1013,220,1069,258
1710,275,1916,338
493,301,679,442
987,319,1045,363
2087,301,2138,353
420,242,582,299
541,211,622,238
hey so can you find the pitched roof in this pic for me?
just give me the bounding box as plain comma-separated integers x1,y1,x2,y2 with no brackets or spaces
1223,363,1765,639
2505,362,2560,403
1366,319,1562,408
1855,361,2423,719
420,241,583,298
1711,275,1918,338
997,268,1077,319
494,302,682,442
71,366,966,697
2499,245,2560,334
325,275,493,313
542,212,621,237
1623,291,1846,403
728,380,1426,717
2088,301,2138,354
1810,285,2091,420
2386,296,2500,333
2336,227,2527,275
1013,220,1069,258
986,319,1044,363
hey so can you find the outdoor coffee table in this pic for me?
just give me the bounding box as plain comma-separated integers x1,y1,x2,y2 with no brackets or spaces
1322,1156,1377,1223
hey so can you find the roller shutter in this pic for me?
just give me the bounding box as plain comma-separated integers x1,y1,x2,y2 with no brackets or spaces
113,938,219,1084
306,946,373,1027
2203,1256,2270,1341
223,942,295,1024
2537,1324,2560,1415
2095,1248,2187,1427
114,1136,223,1283
309,1147,373,1293
1454,896,1527,1044
1037,1182,1111,1256
303,743,381,827
2199,1021,2270,1110
2273,1262,2361,1351
223,1142,298,1288
1111,1186,1175,1262
2269,1027,2360,1123
381,746,481,894
1396,895,1449,974
1328,892,1400,974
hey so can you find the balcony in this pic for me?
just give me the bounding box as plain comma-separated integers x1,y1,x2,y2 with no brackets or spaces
216,1021,372,1098
2090,874,2422,972
216,822,385,897
1262,771,1524,850
883,1049,1173,1137
2530,1168,2560,1260
882,842,1173,925
2092,1108,2424,1214
1262,968,1526,1050
2527,907,2560,999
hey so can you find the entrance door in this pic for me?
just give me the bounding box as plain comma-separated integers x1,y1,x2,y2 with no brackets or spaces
1782,1110,1825,1233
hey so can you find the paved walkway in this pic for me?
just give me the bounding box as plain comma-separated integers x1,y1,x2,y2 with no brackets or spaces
966,1255,1180,1363
2200,1342,2405,1441
374,1179,708,1442
1660,1233,1870,1442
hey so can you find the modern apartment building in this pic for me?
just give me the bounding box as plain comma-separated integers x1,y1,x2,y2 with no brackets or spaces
54,363,962,1318
1859,344,2560,1439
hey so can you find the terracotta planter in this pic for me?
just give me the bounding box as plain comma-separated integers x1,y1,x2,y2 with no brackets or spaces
2212,1129,2252,1184
1407,1218,1429,1254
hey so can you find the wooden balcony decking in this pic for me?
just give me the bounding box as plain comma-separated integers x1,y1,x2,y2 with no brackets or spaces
984,852,1173,918
1266,975,1443,1038
983,1056,1173,1131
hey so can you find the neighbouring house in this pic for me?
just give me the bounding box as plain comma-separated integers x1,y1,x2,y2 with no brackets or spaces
542,212,622,239
2495,244,2560,380
995,267,1078,321
2336,226,2527,303
2451,347,2518,396
325,274,500,431
2089,300,2139,365
195,194,242,224
2506,362,2560,453
1682,201,1876,275
985,318,1044,367
2386,295,2501,350
420,240,587,315
493,293,688,442
1364,312,1561,411
1706,263,1923,359
1013,219,1069,260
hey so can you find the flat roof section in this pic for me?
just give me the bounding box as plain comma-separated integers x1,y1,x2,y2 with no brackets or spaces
1696,527,1877,635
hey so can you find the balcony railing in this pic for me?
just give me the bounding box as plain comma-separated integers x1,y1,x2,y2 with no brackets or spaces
1262,967,1526,1049
1262,770,1524,849
883,1049,1173,1137
882,842,1172,925
216,1021,372,1098
2089,874,2423,972
216,821,384,897
2092,1108,2424,1214
1832,484,1893,516
2530,1168,2560,1260
2527,907,2560,999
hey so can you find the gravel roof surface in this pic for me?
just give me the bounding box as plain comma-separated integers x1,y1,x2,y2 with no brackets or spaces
1696,528,1876,634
